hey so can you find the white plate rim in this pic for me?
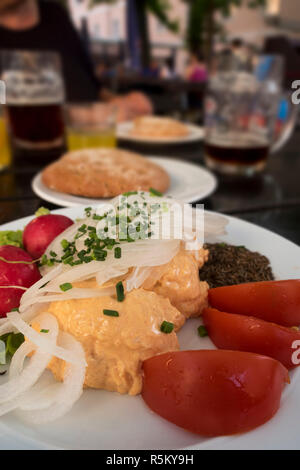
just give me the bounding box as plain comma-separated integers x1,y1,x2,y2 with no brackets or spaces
0,208,299,450
31,156,218,207
117,121,204,144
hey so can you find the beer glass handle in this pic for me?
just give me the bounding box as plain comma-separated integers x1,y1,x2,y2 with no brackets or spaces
270,93,299,154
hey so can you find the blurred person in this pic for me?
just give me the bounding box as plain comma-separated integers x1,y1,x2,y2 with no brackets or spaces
230,38,252,70
184,52,207,82
0,0,99,101
160,57,176,80
210,47,231,74
143,58,161,78
0,0,152,118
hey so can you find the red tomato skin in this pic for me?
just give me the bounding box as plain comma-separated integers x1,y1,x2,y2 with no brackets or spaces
203,308,300,370
142,350,289,437
23,214,74,259
0,245,41,317
208,280,300,327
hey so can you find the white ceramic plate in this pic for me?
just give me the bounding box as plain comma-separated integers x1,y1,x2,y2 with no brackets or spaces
0,207,300,450
31,157,217,207
117,121,204,144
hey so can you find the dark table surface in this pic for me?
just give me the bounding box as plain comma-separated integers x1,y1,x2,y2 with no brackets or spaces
0,129,299,246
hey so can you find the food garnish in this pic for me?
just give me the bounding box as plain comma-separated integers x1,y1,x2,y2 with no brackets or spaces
209,280,300,327
116,281,125,302
23,214,74,259
35,207,50,217
142,350,289,437
149,188,163,197
200,243,274,288
0,245,41,317
0,332,24,364
197,325,208,337
59,283,73,292
103,309,119,317
160,321,174,334
203,307,300,370
0,230,23,248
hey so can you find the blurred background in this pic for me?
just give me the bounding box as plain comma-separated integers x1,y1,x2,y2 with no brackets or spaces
1,0,300,244
0,0,299,160
64,0,300,116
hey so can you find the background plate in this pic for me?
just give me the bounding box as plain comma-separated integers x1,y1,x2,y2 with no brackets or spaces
117,121,204,144
0,208,300,449
32,157,217,207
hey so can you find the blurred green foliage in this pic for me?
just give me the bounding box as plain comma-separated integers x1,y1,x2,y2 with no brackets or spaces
183,0,266,61
60,0,266,67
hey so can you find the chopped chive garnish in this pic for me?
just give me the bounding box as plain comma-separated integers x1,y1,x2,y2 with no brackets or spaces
149,188,163,197
197,325,208,337
160,321,174,334
103,309,119,317
78,224,87,233
39,281,49,289
116,281,125,302
35,207,50,217
61,239,69,250
40,254,47,265
59,283,73,292
122,191,138,197
40,329,49,333
85,207,92,217
114,247,121,259
92,214,104,221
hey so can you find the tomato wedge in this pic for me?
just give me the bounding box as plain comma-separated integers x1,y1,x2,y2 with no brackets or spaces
203,307,300,369
142,350,289,437
208,280,300,327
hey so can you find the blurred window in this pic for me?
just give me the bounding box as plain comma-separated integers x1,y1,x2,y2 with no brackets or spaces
112,20,119,40
266,0,281,16
94,24,101,39
156,20,166,33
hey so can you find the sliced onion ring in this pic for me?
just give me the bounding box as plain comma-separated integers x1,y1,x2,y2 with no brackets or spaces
17,332,86,425
6,312,86,367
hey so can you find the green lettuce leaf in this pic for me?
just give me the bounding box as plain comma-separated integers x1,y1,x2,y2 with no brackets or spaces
0,230,23,248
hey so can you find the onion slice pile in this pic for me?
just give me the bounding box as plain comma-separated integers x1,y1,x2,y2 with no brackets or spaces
17,332,86,425
0,312,86,423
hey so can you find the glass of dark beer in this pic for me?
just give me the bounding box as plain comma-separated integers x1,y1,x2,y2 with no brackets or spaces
1,50,66,161
204,55,297,175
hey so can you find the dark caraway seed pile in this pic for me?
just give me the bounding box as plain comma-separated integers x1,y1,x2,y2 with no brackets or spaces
199,243,274,288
